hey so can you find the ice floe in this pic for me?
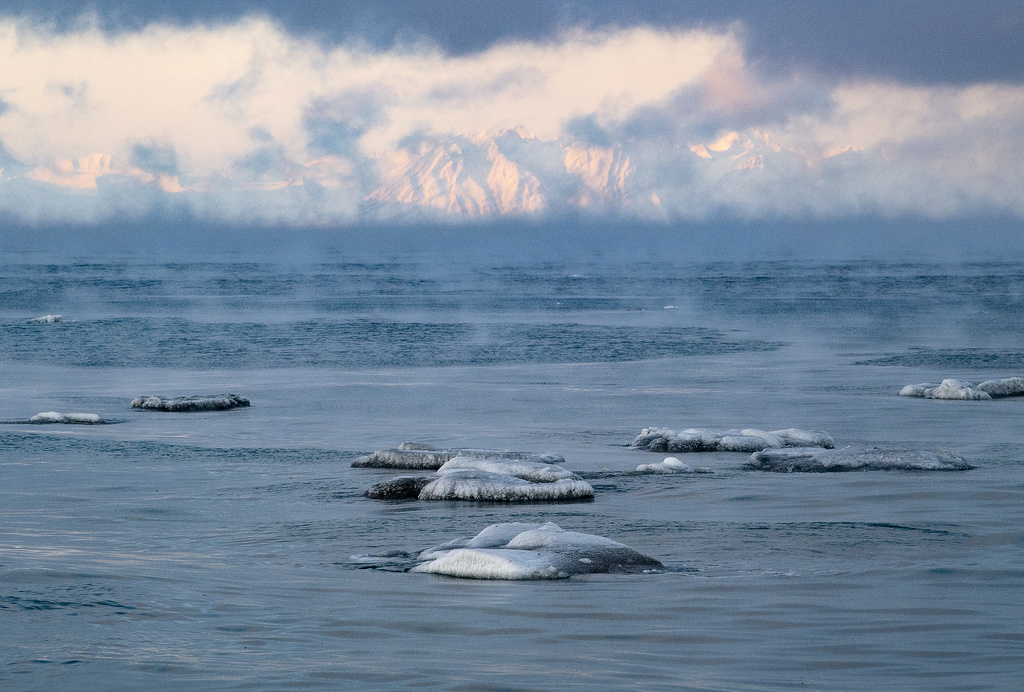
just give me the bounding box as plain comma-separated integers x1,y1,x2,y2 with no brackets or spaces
130,394,250,411
352,444,564,469
635,456,712,474
407,522,664,579
900,377,1024,400
632,427,835,453
28,411,104,424
745,447,973,472
27,314,62,323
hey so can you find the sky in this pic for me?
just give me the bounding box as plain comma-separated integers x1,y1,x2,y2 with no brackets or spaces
1,1,1023,230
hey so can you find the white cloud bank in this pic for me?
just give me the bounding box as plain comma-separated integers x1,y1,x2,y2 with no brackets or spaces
1,18,1023,224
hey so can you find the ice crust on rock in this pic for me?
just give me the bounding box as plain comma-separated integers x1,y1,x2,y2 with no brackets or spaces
632,427,834,453
635,456,712,474
746,447,973,472
901,377,1024,400
409,522,664,579
29,411,103,424
28,314,62,323
437,456,579,482
418,470,594,502
352,445,564,469
130,394,250,412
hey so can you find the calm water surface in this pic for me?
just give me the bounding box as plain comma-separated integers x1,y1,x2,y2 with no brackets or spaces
2,255,1023,690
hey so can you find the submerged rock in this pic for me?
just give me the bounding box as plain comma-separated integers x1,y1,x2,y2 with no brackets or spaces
364,476,434,500
633,427,834,453
408,522,664,580
130,394,250,412
746,447,973,472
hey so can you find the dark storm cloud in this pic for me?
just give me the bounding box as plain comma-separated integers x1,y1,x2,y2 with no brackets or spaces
2,0,1022,85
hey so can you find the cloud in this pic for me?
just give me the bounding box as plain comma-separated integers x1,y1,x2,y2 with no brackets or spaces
0,17,1023,224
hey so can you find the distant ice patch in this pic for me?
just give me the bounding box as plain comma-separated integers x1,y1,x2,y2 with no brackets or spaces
28,411,103,424
746,447,973,472
27,314,62,323
900,377,1024,400
633,427,834,453
407,522,664,579
352,443,564,469
635,456,712,474
130,394,250,411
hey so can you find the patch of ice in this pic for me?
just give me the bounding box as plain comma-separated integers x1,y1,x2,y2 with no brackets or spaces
632,427,834,452
130,394,250,411
28,314,62,323
352,446,564,469
29,411,103,424
897,377,1024,400
437,456,579,482
409,522,663,580
418,470,594,502
635,456,712,474
977,376,1024,398
746,447,973,472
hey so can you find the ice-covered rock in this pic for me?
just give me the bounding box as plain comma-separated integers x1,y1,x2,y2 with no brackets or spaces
746,447,973,472
632,427,834,453
27,314,62,323
130,394,250,411
408,522,664,579
901,379,991,400
899,377,1024,400
418,470,594,502
29,411,103,424
352,446,564,469
977,376,1024,398
634,456,712,474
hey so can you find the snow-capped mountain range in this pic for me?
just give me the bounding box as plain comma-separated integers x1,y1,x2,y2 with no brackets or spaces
0,127,864,222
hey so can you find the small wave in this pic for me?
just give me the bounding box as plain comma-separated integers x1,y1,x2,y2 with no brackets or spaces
27,314,62,324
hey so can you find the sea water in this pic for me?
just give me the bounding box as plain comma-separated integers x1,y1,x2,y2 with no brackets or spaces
2,246,1023,690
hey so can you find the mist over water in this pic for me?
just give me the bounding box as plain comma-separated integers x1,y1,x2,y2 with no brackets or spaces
2,229,1024,690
